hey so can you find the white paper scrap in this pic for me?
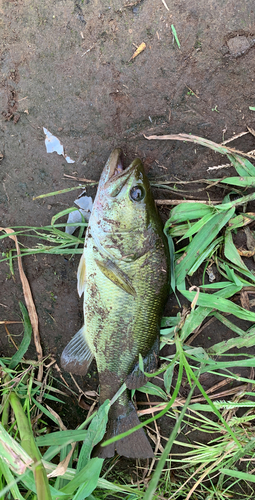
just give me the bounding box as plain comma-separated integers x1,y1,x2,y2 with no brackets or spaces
43,127,75,163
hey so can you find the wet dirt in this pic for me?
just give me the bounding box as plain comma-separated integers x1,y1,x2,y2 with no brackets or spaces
1,0,255,495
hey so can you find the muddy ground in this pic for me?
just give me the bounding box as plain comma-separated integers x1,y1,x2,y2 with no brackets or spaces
1,0,255,495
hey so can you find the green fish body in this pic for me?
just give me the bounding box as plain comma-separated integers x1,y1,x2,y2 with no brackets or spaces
61,149,169,458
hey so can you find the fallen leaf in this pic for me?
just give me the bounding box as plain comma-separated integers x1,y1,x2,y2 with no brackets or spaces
237,248,255,257
47,442,76,478
129,42,146,61
244,226,255,261
240,290,250,311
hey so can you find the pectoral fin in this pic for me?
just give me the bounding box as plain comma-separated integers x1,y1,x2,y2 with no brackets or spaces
61,326,94,376
77,253,86,297
95,258,136,297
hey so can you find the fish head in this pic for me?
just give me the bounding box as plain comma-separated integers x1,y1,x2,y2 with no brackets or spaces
92,148,156,233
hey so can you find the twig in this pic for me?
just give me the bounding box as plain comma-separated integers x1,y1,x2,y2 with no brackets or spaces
81,45,95,57
161,0,169,10
63,174,96,183
155,199,222,206
185,85,199,99
0,320,22,324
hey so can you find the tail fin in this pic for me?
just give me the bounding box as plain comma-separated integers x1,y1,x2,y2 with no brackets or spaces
97,398,154,459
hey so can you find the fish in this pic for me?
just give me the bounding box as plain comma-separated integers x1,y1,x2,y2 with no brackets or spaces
61,149,169,458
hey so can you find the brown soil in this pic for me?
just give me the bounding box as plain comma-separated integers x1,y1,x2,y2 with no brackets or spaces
1,0,255,496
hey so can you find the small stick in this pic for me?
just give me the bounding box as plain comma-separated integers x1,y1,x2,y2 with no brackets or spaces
185,85,199,99
0,321,22,324
63,174,96,183
81,45,94,57
161,0,169,10
18,96,28,102
155,199,222,206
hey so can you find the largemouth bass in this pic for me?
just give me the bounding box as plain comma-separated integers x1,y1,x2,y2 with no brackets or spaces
61,149,169,458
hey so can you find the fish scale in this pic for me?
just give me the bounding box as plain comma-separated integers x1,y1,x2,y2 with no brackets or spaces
61,149,169,458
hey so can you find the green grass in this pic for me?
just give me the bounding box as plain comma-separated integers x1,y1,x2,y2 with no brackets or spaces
1,133,255,498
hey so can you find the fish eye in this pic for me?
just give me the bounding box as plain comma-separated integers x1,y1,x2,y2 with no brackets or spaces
129,186,145,202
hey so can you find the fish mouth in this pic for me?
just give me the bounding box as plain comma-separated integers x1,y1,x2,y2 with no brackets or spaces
104,149,142,197
107,149,142,181
109,149,125,178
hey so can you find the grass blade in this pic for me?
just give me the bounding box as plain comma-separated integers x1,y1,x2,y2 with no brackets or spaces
224,230,249,271
182,289,255,322
174,208,235,286
143,341,195,500
9,303,32,370
208,330,255,355
77,400,110,471
188,236,223,275
36,430,89,447
218,176,255,187
59,458,103,497
0,422,33,474
220,468,255,483
138,382,168,401
73,459,103,500
0,457,27,500
171,24,181,48
9,391,52,500
165,202,213,225
163,230,176,297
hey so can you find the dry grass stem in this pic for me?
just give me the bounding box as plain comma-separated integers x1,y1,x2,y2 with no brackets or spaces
0,227,43,381
46,404,67,431
0,320,22,324
185,446,236,500
155,199,222,206
222,131,249,144
137,384,248,417
145,132,255,158
167,462,206,500
207,163,231,171
4,323,19,349
161,0,169,10
63,174,96,182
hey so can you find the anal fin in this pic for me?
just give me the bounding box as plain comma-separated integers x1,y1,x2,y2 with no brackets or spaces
61,326,94,376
